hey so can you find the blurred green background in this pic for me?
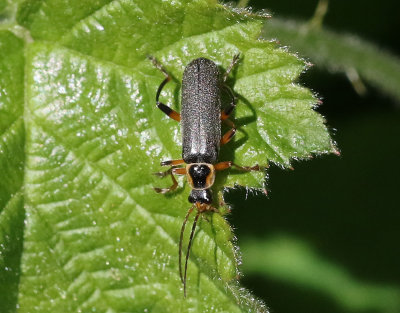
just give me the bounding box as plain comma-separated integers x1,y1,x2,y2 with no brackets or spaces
226,1,400,313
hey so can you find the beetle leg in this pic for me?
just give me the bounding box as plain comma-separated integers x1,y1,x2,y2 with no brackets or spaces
220,79,237,146
160,159,185,167
214,161,232,171
220,124,236,145
222,53,240,83
221,84,237,121
173,167,187,175
148,56,181,122
221,54,240,119
215,161,260,172
220,55,241,145
232,163,260,171
153,170,178,194
153,167,173,177
153,167,186,194
154,159,185,176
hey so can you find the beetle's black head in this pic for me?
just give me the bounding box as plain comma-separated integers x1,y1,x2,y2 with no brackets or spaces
188,189,212,204
186,163,215,190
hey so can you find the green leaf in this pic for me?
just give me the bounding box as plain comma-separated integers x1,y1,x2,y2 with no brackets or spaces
0,31,25,313
0,0,335,312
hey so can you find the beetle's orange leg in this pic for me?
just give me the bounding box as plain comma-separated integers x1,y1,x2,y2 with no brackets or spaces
173,167,187,175
220,126,236,146
153,167,186,194
160,159,185,167
149,56,181,122
220,63,238,146
215,161,260,172
154,159,185,177
153,169,179,193
221,85,236,121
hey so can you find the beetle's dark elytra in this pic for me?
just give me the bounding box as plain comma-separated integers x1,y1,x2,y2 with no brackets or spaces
181,58,221,164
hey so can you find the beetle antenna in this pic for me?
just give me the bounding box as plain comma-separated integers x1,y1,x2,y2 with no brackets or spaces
183,210,201,297
179,205,195,285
